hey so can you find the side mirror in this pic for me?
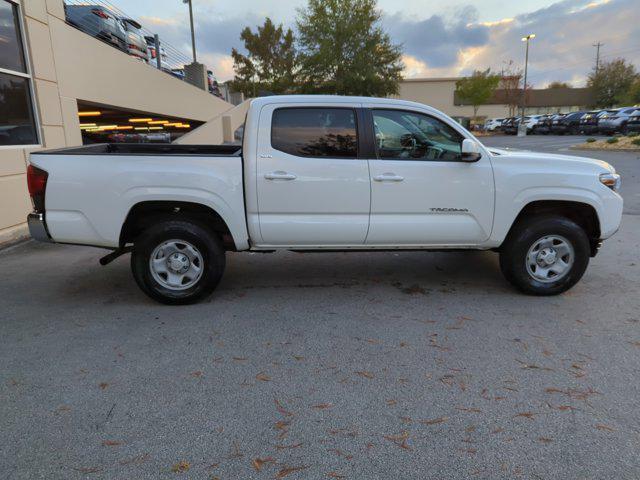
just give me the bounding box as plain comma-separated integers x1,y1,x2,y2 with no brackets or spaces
460,139,482,162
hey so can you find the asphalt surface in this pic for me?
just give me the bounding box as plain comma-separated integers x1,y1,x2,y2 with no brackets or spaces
1,137,639,479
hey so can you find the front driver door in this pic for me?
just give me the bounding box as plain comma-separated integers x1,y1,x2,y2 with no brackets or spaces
365,108,494,246
255,104,371,247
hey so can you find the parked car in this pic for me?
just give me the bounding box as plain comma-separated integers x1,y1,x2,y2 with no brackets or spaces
501,117,520,135
532,114,554,135
579,110,603,135
65,5,127,52
523,115,545,134
207,70,223,98
483,118,504,132
551,111,588,135
119,18,149,62
144,35,171,71
626,109,640,133
547,113,567,134
27,95,623,304
598,107,638,135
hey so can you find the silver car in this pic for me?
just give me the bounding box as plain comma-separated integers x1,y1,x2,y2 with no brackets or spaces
119,18,149,62
598,107,638,134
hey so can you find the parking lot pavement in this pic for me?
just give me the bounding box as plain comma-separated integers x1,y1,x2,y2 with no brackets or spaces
1,149,639,480
1,217,639,479
483,135,640,215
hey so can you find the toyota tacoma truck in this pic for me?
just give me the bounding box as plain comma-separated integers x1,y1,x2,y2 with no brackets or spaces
26,96,623,304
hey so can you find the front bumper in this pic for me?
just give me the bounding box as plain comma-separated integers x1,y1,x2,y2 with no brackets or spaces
27,212,52,243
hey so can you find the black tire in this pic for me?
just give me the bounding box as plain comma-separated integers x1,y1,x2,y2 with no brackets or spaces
499,215,590,296
131,219,225,305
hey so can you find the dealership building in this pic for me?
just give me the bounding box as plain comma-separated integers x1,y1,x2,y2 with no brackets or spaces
397,77,595,121
0,0,249,246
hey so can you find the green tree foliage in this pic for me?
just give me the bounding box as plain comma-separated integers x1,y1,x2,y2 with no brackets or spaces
587,59,638,108
455,69,501,118
547,81,571,89
295,0,403,96
622,78,640,105
230,18,297,97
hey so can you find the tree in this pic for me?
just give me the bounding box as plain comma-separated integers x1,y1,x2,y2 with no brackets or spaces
587,58,637,108
455,69,500,118
500,60,523,117
547,81,570,89
230,18,297,97
622,78,640,105
296,0,403,96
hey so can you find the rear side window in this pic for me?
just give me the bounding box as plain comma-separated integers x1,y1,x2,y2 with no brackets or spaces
271,108,358,158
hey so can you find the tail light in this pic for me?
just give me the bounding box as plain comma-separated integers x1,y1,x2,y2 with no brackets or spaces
92,9,110,19
27,164,48,212
149,47,157,58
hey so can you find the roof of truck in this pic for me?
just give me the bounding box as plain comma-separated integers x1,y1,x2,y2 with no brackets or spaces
249,95,442,115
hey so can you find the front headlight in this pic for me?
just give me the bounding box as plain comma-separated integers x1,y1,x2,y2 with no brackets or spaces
600,172,621,191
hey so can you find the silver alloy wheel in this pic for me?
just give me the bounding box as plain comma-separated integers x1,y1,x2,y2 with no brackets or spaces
525,235,574,283
149,239,204,291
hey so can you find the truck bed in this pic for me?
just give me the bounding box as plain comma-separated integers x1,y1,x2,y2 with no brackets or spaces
33,143,242,157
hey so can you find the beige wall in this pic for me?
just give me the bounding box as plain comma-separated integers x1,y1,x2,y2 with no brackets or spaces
396,78,510,119
0,0,233,246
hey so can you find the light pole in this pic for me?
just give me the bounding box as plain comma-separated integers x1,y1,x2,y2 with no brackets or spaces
519,33,535,135
183,0,197,63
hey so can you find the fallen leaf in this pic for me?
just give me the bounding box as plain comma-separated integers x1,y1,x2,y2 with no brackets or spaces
99,382,109,390
190,371,203,378
101,440,122,447
276,465,309,478
538,437,553,443
514,412,536,420
292,355,305,361
596,424,615,432
72,466,103,474
252,457,275,472
355,371,374,379
383,431,412,451
275,399,294,417
256,372,271,382
312,403,332,410
232,357,248,361
327,473,346,479
456,407,482,413
386,399,397,406
171,461,190,473
275,442,303,450
420,417,448,426
119,453,149,466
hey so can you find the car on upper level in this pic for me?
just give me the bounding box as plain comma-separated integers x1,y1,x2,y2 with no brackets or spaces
598,107,639,135
26,96,623,304
144,35,171,71
119,18,149,62
65,4,127,52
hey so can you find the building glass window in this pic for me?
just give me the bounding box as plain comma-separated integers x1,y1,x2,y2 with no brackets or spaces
0,0,38,146
271,108,358,158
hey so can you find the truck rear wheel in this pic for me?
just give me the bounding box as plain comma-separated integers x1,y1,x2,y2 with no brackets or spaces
131,220,225,305
499,215,590,296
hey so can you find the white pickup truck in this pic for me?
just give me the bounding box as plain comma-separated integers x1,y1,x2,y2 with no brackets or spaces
27,96,623,304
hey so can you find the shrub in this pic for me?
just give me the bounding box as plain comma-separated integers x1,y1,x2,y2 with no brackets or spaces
606,137,619,144
628,131,640,138
586,138,597,143
632,138,640,146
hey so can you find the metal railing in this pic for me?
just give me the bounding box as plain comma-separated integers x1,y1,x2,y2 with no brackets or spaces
62,0,222,96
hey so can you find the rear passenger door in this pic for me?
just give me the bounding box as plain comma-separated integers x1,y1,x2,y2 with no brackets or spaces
254,104,371,247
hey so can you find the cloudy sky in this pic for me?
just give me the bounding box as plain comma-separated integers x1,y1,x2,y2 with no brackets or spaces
108,0,639,87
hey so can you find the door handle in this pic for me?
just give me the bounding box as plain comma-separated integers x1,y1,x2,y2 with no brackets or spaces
373,173,404,182
265,171,297,180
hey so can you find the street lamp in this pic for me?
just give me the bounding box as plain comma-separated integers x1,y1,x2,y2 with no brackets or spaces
183,0,197,63
519,33,535,135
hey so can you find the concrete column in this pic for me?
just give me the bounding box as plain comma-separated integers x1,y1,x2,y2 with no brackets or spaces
184,62,208,91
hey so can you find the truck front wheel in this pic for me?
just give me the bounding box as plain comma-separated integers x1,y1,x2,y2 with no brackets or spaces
499,215,590,295
131,220,225,305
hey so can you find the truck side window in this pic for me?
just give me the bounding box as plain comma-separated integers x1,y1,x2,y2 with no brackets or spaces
271,108,358,158
372,110,463,161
